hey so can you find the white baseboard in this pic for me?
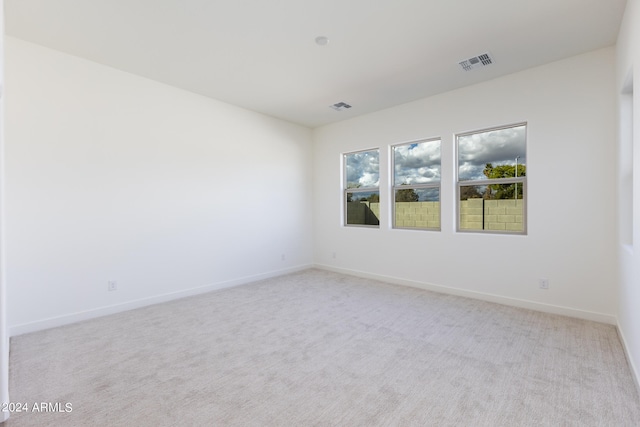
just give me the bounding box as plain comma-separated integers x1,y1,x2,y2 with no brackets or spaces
11,262,618,335
616,320,640,395
9,264,312,337
314,264,617,325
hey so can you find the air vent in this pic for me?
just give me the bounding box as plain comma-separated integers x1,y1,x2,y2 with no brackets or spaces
459,52,494,71
330,102,352,111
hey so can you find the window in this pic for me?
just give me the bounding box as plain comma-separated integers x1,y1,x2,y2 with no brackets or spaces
392,138,441,230
457,123,527,234
344,149,380,227
621,75,634,246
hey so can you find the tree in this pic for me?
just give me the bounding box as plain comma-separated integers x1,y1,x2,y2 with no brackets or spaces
482,163,526,199
367,193,380,202
347,190,379,203
396,187,419,202
459,186,483,200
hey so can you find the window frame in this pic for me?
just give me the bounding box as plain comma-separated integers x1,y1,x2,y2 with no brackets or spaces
343,148,380,228
391,137,442,231
456,123,528,235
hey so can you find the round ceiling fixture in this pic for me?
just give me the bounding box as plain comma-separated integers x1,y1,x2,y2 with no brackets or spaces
315,36,329,46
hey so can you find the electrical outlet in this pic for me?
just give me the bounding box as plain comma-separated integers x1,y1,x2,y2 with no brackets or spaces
539,278,549,290
107,281,117,291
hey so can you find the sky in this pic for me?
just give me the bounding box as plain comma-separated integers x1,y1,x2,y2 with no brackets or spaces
345,124,526,189
393,139,441,185
345,150,380,188
458,125,526,181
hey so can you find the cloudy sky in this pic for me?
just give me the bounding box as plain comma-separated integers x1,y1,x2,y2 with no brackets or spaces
345,150,380,188
345,125,525,189
393,139,441,185
458,125,526,181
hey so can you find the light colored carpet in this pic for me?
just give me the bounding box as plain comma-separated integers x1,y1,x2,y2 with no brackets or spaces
6,269,640,426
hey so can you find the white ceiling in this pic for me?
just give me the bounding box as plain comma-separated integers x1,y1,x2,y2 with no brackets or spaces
5,0,627,128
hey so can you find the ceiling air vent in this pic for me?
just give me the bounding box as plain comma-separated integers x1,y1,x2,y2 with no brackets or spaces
459,52,494,71
330,102,352,111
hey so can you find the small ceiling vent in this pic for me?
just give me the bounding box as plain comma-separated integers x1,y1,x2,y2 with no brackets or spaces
459,53,494,71
330,102,352,111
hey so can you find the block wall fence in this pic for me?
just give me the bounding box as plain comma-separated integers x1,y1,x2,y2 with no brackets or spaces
348,199,524,231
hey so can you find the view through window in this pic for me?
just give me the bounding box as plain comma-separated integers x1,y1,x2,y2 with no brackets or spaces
344,149,380,227
392,139,441,230
457,124,527,233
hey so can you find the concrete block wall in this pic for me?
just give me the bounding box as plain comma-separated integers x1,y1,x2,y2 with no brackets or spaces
460,199,524,231
349,199,522,231
347,201,380,225
395,202,440,229
370,202,380,220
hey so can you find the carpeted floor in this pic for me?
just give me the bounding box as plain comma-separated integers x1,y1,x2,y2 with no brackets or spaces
6,269,640,426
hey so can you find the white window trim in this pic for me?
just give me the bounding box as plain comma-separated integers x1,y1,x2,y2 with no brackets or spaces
455,123,528,235
391,138,441,231
343,148,380,228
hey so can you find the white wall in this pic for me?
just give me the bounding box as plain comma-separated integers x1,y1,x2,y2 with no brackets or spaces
0,1,9,421
616,0,640,388
5,37,313,335
313,47,618,323
2,6,635,402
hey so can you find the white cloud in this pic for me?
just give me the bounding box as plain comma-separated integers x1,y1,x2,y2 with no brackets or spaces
346,150,379,188
458,125,526,180
393,139,441,185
